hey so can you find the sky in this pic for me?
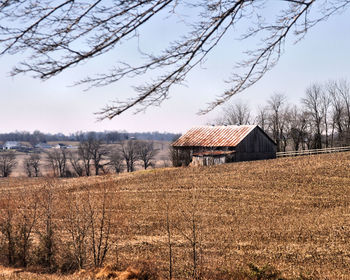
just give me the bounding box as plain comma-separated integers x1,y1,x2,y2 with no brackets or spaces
1,2,350,135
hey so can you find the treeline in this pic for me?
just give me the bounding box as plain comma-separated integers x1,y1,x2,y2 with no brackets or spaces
0,130,180,144
217,79,350,152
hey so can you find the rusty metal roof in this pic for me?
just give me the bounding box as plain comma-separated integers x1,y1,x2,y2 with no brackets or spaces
193,150,235,156
172,125,257,147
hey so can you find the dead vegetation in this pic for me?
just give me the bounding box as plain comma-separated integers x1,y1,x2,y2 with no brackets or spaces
0,152,350,279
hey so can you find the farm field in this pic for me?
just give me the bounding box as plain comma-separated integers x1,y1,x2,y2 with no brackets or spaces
0,152,350,279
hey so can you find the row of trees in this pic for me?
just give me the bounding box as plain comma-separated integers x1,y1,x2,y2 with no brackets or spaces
217,79,350,152
0,131,180,145
0,139,159,178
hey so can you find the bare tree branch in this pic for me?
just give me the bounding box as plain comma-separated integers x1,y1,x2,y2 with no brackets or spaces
0,0,349,119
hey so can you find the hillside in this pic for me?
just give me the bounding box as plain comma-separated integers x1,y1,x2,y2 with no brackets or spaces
1,152,350,279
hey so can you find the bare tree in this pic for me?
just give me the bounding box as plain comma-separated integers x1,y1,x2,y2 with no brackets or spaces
0,1,348,118
327,80,346,145
267,93,287,152
256,105,269,132
46,149,68,177
288,106,309,151
302,83,324,149
0,151,17,177
89,140,109,176
321,88,332,147
336,79,350,144
120,140,139,172
78,140,93,176
137,141,158,170
219,100,251,125
24,153,40,177
77,133,109,176
69,151,84,177
108,150,124,174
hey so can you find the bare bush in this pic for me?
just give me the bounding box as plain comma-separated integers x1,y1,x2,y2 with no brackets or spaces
64,192,91,269
0,192,39,267
35,182,57,270
87,188,112,267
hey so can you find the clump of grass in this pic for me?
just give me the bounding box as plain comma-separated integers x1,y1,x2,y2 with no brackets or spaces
246,263,283,280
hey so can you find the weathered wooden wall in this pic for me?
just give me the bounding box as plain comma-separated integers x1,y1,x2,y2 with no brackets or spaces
235,126,276,161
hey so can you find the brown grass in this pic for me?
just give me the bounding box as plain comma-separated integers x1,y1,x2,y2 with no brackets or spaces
0,152,350,279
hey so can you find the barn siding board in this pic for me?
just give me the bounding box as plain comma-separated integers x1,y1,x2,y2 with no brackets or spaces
235,126,276,161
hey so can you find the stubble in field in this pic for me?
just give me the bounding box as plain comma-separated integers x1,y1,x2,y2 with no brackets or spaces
0,152,350,279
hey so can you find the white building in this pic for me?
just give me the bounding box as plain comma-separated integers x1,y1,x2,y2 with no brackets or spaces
3,141,19,150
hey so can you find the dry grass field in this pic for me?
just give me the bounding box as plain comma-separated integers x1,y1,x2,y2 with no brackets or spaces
0,152,350,279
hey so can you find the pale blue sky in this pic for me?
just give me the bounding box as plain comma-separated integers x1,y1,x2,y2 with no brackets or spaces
0,4,349,134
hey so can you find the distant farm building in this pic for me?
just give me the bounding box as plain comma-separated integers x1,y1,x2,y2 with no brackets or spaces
2,141,20,150
172,125,276,166
35,143,52,149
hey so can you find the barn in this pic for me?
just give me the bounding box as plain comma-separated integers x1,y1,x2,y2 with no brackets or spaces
172,125,276,166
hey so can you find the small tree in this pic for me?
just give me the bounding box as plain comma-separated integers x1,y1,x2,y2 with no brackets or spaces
256,105,269,132
69,151,84,177
89,139,109,176
302,84,324,149
87,188,112,268
24,153,40,177
120,140,139,172
46,149,68,177
137,141,158,170
0,151,17,177
218,100,251,125
268,93,287,152
78,140,93,176
108,150,124,174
